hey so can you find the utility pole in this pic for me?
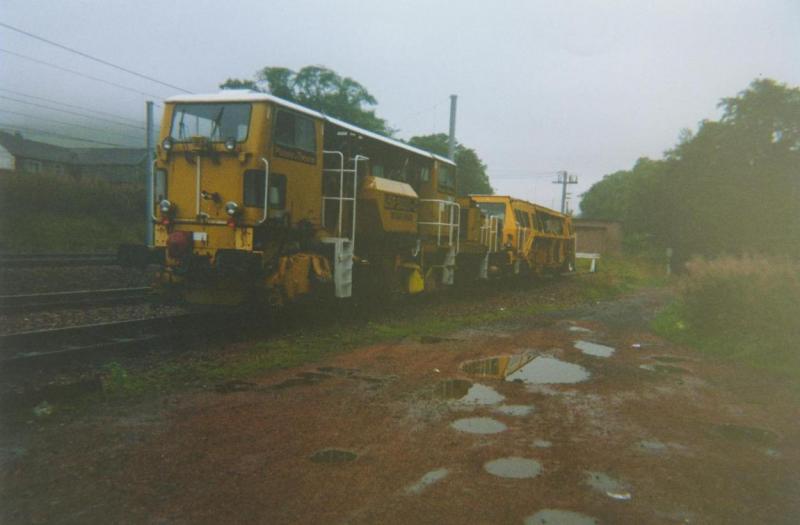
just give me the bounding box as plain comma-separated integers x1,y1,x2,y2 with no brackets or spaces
552,170,578,214
145,100,154,247
448,94,457,160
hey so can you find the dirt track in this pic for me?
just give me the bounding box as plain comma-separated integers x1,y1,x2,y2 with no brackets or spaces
2,288,798,524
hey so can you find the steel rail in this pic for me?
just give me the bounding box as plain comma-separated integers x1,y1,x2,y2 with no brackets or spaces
0,287,151,313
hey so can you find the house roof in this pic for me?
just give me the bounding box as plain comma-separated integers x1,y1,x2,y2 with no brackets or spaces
0,131,146,166
165,91,457,167
0,130,75,163
71,148,148,166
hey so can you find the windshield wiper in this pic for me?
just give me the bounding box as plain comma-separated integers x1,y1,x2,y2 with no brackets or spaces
209,106,225,140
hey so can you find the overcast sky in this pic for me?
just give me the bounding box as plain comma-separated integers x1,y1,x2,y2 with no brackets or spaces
1,0,798,210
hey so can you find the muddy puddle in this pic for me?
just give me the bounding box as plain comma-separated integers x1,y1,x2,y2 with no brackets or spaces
639,364,687,374
462,355,590,385
525,509,598,525
568,325,592,333
406,468,449,494
574,340,615,358
637,439,668,453
712,423,778,445
450,417,507,434
430,380,504,405
585,471,631,500
484,457,542,479
494,404,535,416
310,449,357,464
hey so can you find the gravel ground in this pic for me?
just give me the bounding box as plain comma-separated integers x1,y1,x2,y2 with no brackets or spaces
0,265,183,334
0,265,156,295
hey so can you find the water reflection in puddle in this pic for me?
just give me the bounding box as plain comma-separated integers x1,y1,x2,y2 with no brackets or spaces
568,325,592,333
484,457,541,479
462,355,590,385
431,380,504,405
525,509,599,525
406,468,449,494
574,340,615,358
310,449,357,463
532,439,552,448
585,471,631,500
494,404,535,417
432,379,472,400
450,417,507,434
637,440,667,453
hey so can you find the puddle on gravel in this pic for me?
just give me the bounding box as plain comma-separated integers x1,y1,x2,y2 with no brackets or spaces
574,340,615,358
585,471,631,500
462,355,590,385
532,439,552,448
524,509,599,525
568,325,592,333
650,355,689,363
406,468,449,494
712,423,778,445
484,457,542,479
310,449,357,464
494,404,535,416
214,380,256,393
450,417,507,434
431,380,504,405
637,439,668,453
639,364,687,374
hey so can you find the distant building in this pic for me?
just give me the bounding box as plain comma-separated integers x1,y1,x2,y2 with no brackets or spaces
573,218,622,255
0,131,147,183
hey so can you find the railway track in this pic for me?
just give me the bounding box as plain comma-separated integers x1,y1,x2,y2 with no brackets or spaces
0,252,117,268
0,287,152,313
0,314,207,365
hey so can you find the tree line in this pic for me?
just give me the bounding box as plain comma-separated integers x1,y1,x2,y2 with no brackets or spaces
221,66,493,196
580,79,800,264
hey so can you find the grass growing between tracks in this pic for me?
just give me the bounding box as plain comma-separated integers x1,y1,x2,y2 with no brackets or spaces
94,255,668,401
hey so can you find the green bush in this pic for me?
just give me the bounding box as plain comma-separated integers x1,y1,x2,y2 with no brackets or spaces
656,256,800,373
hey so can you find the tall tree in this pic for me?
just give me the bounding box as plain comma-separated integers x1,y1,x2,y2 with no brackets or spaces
408,133,493,197
580,78,800,261
221,65,392,135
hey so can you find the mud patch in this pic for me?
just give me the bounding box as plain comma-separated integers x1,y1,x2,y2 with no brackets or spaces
532,439,552,448
650,355,689,363
494,404,535,417
574,340,615,358
420,335,455,344
450,417,507,434
310,449,357,464
406,468,449,494
712,423,778,445
525,509,598,525
484,457,542,479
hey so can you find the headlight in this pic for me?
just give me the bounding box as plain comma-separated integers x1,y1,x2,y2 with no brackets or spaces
224,137,236,152
225,201,239,216
159,199,173,214
162,137,173,151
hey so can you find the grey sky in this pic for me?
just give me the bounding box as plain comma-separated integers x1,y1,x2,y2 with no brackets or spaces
1,0,798,210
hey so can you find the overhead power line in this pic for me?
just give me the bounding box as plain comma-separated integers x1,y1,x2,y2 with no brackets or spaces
0,95,145,130
0,21,191,94
0,48,165,100
0,88,144,125
0,124,129,147
0,109,143,141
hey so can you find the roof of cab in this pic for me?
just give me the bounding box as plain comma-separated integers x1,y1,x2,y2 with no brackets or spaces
469,194,567,218
165,91,456,167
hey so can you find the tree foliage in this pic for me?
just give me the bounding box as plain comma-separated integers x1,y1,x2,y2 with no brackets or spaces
221,65,392,135
408,133,493,197
580,79,800,263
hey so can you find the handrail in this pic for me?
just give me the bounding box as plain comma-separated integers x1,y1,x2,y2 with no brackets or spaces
351,155,367,248
150,159,158,222
257,157,270,225
322,150,345,236
418,199,461,252
195,155,202,216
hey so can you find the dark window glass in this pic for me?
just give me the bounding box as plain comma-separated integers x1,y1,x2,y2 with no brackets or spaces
477,202,506,221
170,103,251,142
438,163,455,190
244,170,286,209
274,110,316,153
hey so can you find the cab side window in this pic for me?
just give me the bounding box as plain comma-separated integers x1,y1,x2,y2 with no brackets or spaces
274,110,316,153
244,170,287,209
